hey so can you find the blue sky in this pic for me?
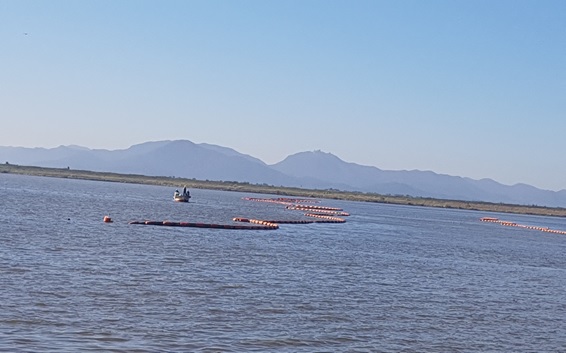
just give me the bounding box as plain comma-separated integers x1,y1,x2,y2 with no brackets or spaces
2,0,565,190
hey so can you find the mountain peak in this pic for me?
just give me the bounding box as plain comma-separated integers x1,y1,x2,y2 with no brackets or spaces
272,150,352,179
286,150,342,162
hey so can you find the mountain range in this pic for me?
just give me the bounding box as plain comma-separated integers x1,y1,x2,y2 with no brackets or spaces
2,140,565,208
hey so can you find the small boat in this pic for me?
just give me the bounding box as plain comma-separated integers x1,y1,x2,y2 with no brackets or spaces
173,188,191,202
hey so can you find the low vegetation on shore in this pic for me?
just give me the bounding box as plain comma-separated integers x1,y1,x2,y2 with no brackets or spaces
2,163,566,217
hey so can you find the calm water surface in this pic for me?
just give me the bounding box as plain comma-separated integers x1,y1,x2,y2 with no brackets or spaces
1,174,566,352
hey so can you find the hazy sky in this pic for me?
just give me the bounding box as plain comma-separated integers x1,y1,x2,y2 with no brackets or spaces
2,0,565,190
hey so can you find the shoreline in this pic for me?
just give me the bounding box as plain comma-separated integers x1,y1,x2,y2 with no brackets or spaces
2,163,566,217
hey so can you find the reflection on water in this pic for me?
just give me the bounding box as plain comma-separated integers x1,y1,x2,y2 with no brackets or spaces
1,174,566,352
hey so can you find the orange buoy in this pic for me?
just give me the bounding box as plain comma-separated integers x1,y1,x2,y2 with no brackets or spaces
103,216,113,223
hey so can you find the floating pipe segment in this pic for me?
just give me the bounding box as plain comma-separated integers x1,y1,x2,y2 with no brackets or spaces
127,197,348,230
480,217,566,235
130,220,278,230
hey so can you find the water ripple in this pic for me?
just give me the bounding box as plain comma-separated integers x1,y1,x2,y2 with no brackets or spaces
1,174,566,352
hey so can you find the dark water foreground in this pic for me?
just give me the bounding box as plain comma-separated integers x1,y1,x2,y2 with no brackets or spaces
1,174,565,352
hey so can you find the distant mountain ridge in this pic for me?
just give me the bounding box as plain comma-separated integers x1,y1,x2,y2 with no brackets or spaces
1,140,565,208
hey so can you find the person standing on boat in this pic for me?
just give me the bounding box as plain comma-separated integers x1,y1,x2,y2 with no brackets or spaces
183,186,187,196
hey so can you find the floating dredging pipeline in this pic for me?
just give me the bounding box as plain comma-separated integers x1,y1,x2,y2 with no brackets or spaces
480,217,566,235
125,197,349,231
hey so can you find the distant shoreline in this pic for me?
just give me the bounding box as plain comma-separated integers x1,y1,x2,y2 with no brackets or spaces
2,163,566,217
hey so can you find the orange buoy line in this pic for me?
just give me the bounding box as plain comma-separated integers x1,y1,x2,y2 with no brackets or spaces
243,197,349,223
243,197,319,204
304,213,346,223
480,217,566,235
233,217,344,225
242,197,292,206
291,209,350,216
318,211,349,216
277,198,319,203
286,204,344,211
232,218,279,228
